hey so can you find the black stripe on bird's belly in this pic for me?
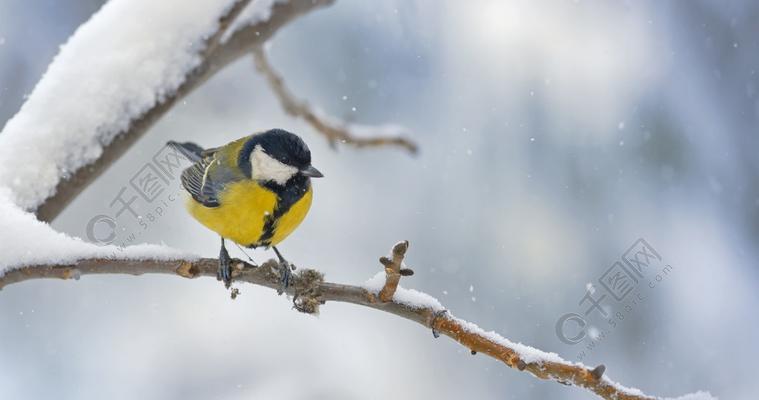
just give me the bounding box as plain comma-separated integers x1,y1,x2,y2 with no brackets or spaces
251,175,310,248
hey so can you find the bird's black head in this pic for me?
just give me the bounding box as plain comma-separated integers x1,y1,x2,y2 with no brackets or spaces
240,129,323,185
254,129,311,169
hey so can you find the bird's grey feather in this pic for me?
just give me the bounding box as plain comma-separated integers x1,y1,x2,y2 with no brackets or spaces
177,146,242,208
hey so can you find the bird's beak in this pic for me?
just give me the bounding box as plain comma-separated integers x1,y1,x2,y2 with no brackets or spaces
301,165,324,178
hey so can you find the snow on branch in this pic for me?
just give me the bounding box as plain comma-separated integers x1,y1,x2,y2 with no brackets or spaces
0,190,191,275
0,239,715,400
0,0,334,222
252,47,418,154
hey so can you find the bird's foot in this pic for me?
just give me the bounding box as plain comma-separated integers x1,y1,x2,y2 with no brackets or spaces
277,259,294,295
272,246,295,295
217,244,232,289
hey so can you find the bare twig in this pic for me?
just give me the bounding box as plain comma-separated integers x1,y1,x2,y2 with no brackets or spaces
0,242,696,400
35,0,335,222
252,47,418,154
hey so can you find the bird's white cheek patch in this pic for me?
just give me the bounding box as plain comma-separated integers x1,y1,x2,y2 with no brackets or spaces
250,145,297,185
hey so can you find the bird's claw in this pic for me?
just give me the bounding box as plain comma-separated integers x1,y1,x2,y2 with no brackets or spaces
218,244,232,289
272,246,295,295
277,260,293,295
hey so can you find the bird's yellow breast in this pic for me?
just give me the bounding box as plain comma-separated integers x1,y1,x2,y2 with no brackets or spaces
186,180,312,247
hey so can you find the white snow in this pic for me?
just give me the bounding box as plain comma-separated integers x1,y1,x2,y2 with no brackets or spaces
666,391,717,400
0,0,250,210
363,271,445,311
0,190,192,275
601,376,647,397
222,0,288,43
361,271,566,365
450,315,568,365
601,375,717,400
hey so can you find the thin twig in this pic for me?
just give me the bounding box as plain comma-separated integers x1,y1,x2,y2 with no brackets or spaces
0,242,696,400
378,240,409,301
34,0,334,222
252,47,418,154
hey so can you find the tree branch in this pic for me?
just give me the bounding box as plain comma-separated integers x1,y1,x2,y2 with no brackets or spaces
252,47,418,154
35,0,334,222
0,242,699,400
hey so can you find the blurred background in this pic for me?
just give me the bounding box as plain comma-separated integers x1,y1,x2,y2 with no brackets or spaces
1,1,758,399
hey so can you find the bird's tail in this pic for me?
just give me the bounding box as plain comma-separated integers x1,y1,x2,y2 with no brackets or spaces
167,140,205,163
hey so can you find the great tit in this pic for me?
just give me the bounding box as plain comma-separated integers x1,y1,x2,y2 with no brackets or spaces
168,129,323,290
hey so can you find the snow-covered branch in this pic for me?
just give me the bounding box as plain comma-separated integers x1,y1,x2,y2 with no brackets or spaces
0,0,334,222
252,47,418,154
0,239,714,400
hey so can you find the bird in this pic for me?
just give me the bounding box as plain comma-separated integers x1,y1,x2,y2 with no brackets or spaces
168,129,323,291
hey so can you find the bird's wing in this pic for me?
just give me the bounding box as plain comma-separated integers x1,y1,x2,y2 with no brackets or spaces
167,141,206,163
180,152,240,208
